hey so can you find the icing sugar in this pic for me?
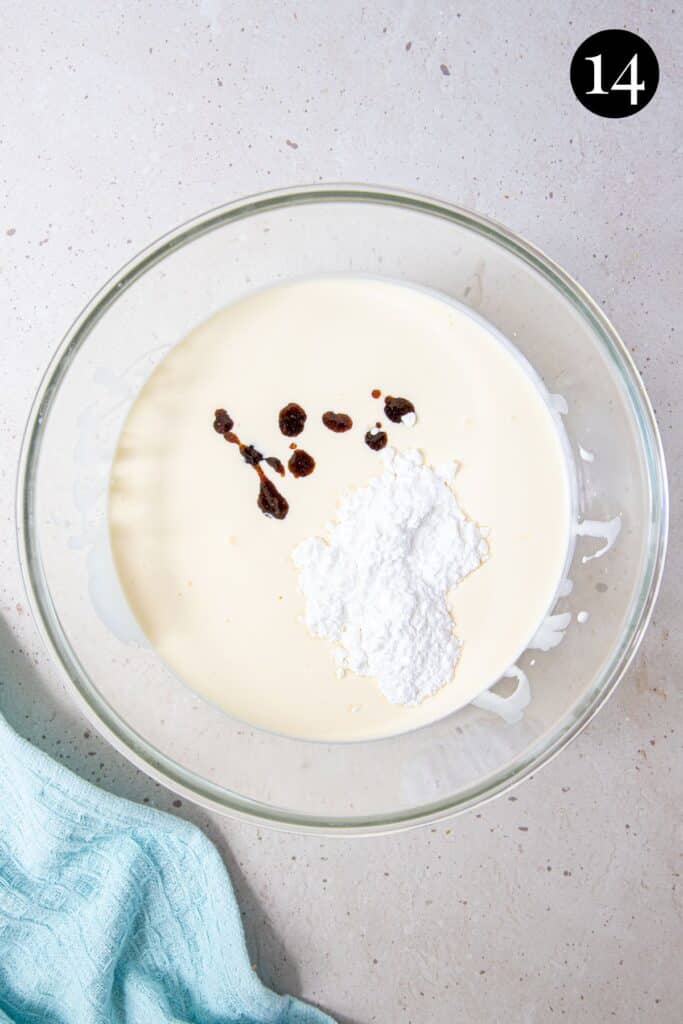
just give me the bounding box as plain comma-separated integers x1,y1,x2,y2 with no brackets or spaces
292,448,488,705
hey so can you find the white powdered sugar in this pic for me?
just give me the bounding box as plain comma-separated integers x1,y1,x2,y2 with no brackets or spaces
292,448,489,705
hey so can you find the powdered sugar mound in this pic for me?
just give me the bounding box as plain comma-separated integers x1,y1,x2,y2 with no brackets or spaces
292,448,489,705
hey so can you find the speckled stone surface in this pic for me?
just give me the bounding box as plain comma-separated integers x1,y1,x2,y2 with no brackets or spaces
1,3,681,1021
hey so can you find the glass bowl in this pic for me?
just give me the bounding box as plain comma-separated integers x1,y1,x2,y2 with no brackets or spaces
17,185,668,834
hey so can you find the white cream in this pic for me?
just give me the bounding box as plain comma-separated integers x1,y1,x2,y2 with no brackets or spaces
576,516,622,563
529,612,572,652
109,277,573,741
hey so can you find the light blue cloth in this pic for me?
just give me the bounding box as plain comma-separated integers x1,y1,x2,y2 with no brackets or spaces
0,713,333,1024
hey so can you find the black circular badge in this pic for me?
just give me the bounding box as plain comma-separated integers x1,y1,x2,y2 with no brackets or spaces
570,30,659,118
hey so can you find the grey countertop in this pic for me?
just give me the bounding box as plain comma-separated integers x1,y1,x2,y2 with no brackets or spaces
1,2,681,1020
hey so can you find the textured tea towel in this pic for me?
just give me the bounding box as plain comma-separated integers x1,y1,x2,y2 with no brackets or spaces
0,712,332,1024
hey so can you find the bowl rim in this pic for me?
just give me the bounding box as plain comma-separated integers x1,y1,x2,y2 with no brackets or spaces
16,183,669,835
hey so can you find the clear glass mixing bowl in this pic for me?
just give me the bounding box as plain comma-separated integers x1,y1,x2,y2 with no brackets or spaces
17,186,668,834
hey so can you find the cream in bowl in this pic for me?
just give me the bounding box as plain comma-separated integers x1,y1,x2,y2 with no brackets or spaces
109,276,573,741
